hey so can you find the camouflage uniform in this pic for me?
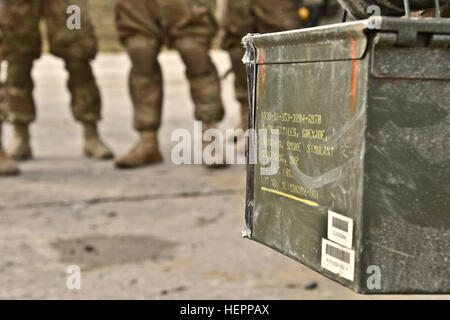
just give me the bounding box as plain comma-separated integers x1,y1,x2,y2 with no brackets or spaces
114,0,225,168
0,0,113,160
0,31,19,175
222,0,303,129
0,26,6,122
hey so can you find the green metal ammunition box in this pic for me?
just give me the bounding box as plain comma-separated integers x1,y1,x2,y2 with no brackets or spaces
243,17,450,294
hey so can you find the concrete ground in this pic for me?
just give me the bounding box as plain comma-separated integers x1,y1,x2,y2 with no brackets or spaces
0,51,446,299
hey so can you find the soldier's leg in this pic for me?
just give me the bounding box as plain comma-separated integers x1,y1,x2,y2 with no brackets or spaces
115,35,164,168
222,0,254,131
0,0,42,160
44,0,113,160
114,0,164,169
173,36,224,126
253,0,303,34
4,61,34,160
229,0,302,130
229,45,250,131
173,36,227,167
65,60,113,159
166,1,226,167
160,0,224,126
0,121,19,175
225,0,301,132
0,65,19,175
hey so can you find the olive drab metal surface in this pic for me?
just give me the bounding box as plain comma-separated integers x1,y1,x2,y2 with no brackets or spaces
243,17,450,294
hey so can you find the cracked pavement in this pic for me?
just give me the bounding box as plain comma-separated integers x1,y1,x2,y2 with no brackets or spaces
0,52,446,299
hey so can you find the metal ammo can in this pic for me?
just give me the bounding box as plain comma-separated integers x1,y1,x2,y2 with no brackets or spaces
242,17,450,294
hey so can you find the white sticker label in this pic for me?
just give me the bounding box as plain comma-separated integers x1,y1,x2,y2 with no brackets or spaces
321,239,355,281
328,210,353,248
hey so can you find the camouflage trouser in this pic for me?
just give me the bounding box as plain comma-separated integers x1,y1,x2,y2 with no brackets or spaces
0,32,5,124
0,63,5,124
115,0,224,131
222,0,302,108
0,0,101,125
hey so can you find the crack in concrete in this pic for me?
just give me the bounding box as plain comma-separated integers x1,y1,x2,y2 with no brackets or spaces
0,189,245,211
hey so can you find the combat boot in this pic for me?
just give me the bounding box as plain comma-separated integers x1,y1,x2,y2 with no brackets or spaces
83,122,114,160
0,124,20,175
7,123,32,161
202,122,227,169
115,130,162,169
0,147,19,175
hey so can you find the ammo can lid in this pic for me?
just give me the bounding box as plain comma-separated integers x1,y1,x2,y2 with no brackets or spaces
242,17,450,64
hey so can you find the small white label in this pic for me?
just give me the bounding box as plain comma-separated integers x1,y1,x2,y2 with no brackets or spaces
328,210,353,248
321,239,355,281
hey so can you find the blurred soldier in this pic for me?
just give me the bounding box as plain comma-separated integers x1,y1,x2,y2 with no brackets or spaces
299,1,343,27
114,0,225,168
0,65,20,175
0,0,113,161
222,0,303,131
299,0,327,27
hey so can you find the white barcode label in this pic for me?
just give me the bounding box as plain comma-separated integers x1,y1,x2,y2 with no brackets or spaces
321,239,355,281
328,210,353,248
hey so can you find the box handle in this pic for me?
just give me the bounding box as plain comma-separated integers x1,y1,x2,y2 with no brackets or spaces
434,0,442,17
